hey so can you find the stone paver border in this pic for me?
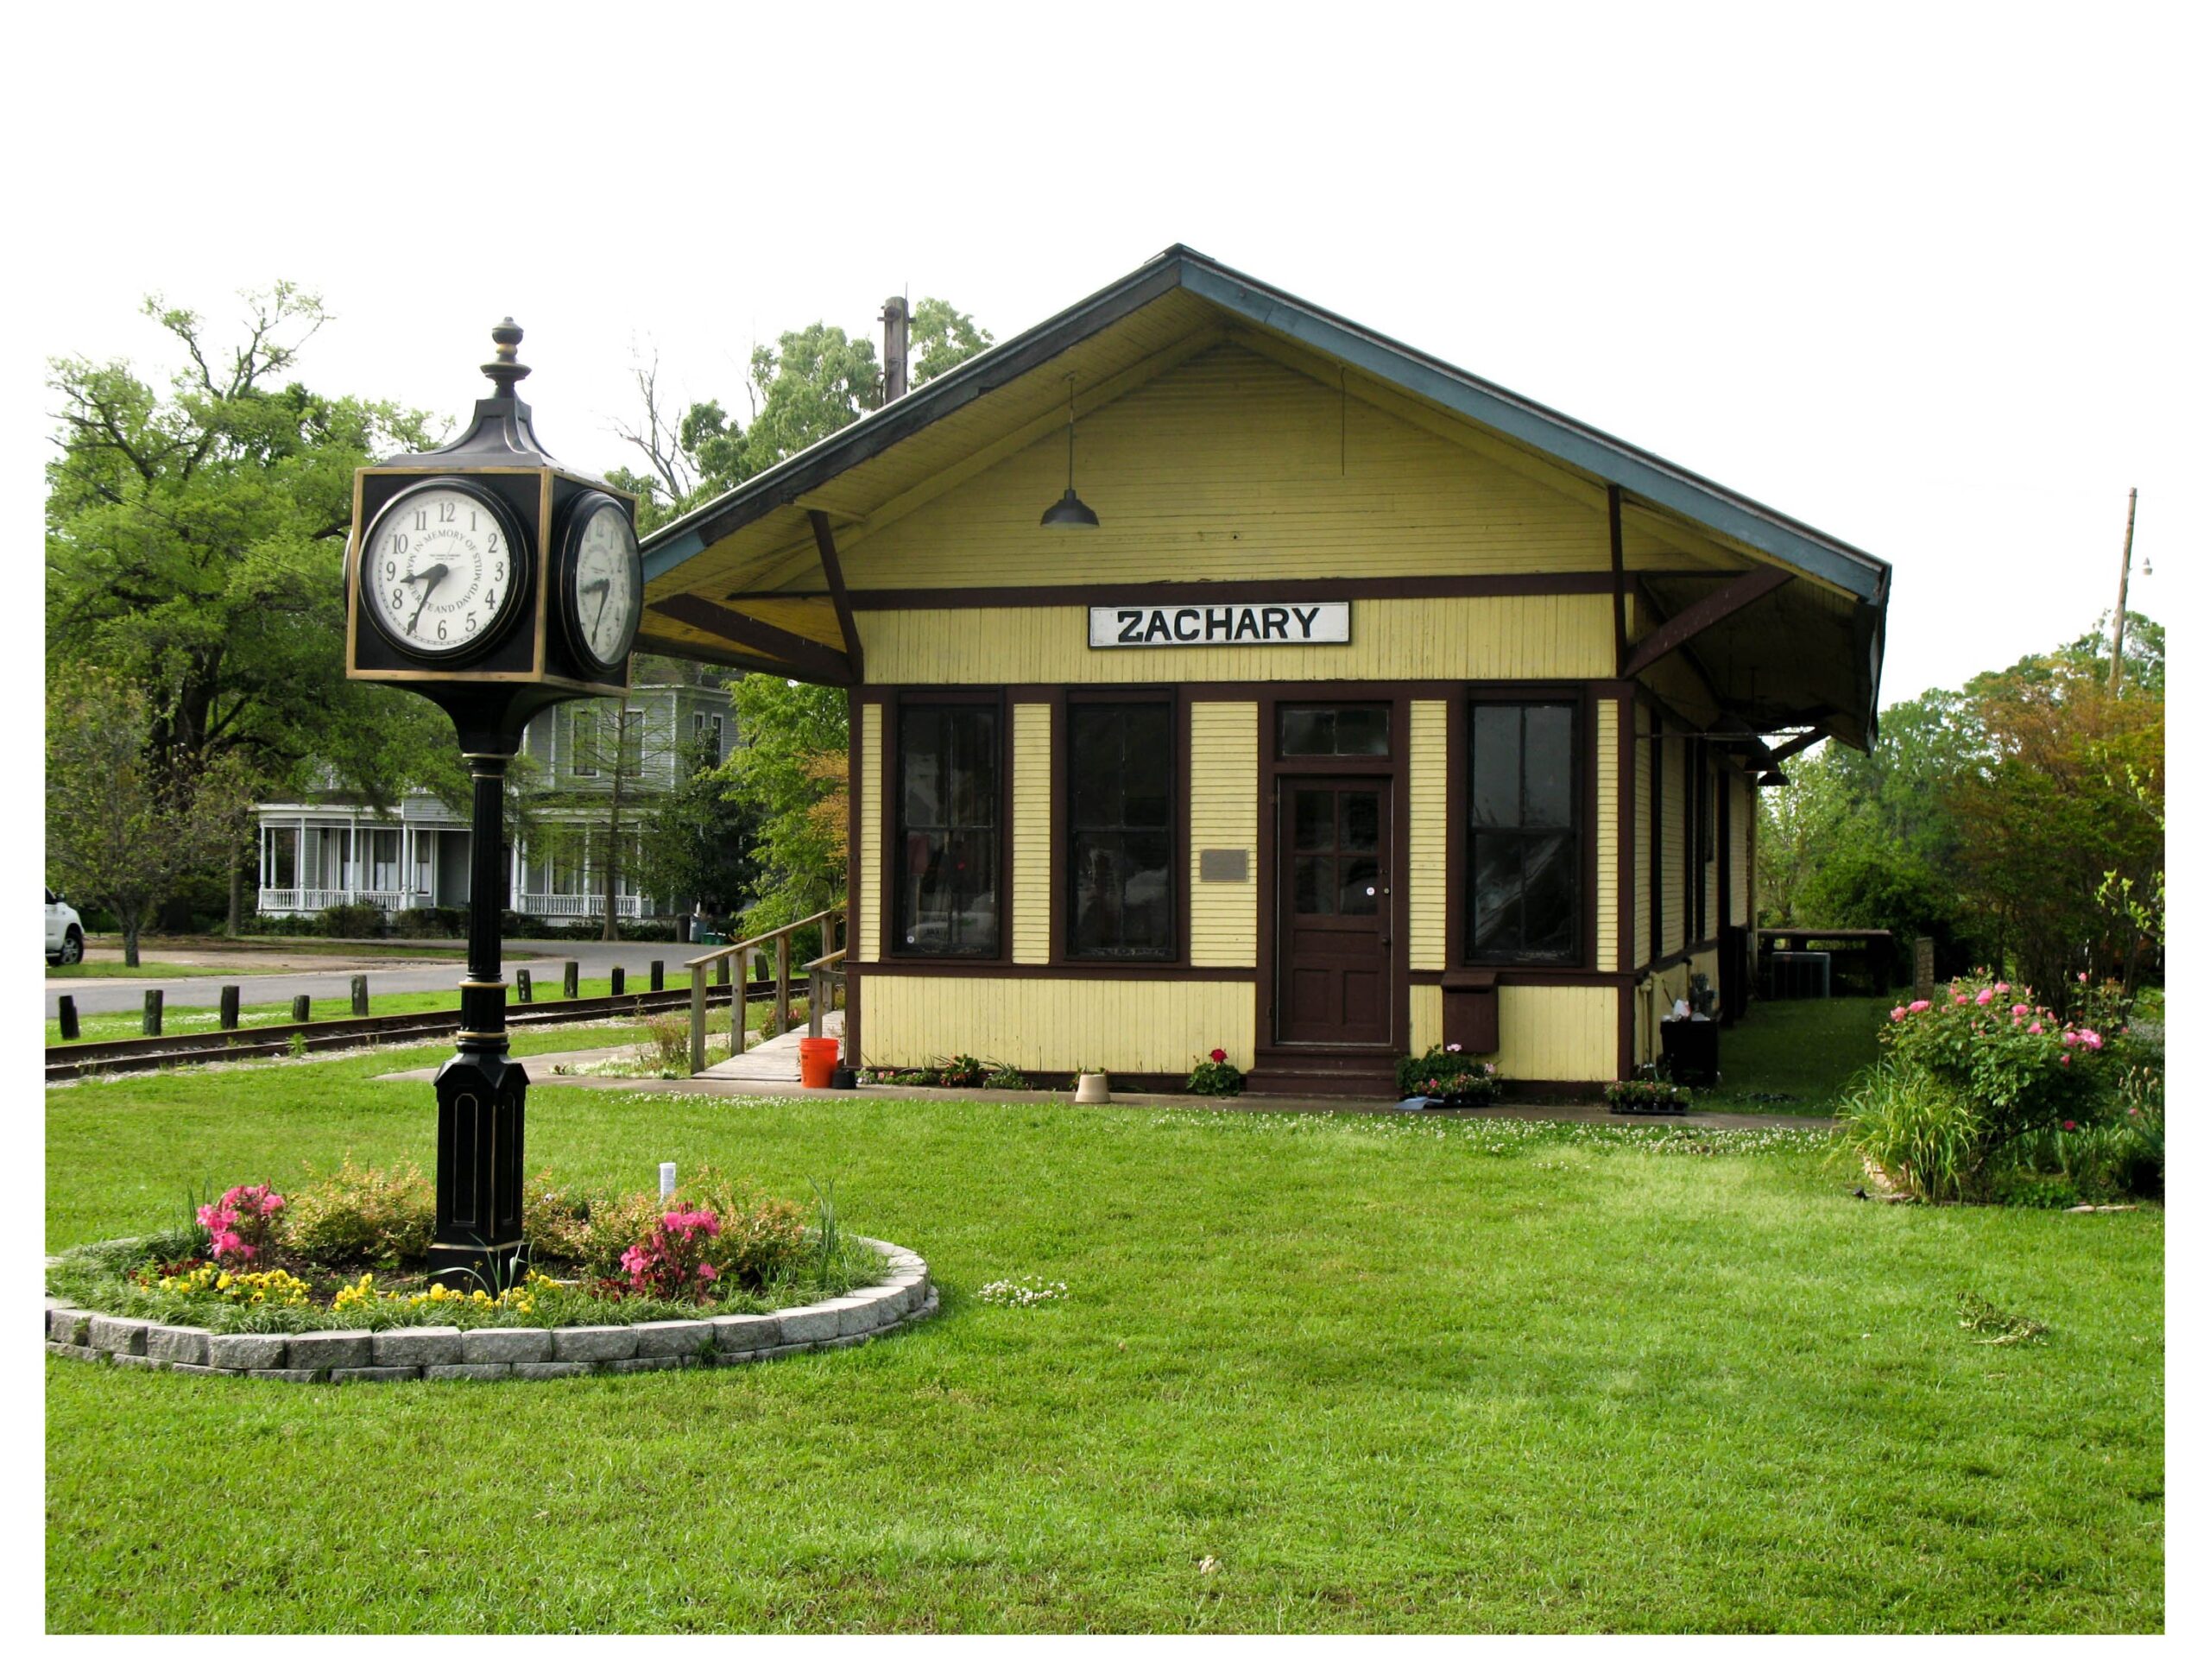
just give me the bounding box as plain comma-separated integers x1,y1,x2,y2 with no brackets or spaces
44,1236,935,1382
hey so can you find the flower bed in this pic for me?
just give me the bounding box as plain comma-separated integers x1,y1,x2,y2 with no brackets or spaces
1603,1076,1692,1116
1396,1045,1504,1107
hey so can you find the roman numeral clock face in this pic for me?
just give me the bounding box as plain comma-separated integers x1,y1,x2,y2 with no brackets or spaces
359,483,521,659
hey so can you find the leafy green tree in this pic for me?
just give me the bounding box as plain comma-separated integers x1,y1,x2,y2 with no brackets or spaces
635,736,757,929
719,674,848,938
45,285,451,928
910,297,994,383
739,323,881,477
47,669,255,965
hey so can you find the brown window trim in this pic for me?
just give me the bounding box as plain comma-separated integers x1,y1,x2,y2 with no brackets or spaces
1460,685,1592,971
880,687,1011,965
1051,685,1186,967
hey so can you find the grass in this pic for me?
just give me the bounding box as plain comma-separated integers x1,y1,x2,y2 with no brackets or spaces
47,980,766,1047
1695,996,1893,1116
54,961,294,981
79,938,537,963
45,1050,2162,1633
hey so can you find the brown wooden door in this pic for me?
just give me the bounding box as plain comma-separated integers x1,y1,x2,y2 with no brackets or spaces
1276,777,1392,1045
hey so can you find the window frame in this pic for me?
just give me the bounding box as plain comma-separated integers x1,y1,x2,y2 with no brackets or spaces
1462,692,1585,968
1063,694,1180,963
571,708,599,778
889,692,1009,963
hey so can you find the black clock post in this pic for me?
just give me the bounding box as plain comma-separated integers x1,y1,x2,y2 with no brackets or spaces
344,322,644,1291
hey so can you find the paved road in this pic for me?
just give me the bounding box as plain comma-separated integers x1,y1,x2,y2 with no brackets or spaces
44,940,715,1020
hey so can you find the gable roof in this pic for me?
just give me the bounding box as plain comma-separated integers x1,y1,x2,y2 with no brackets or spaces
638,245,1891,743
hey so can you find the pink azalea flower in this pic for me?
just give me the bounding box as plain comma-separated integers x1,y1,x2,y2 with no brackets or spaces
2061,1054,2071,1065
2081,1029,2103,1050
1975,988,1994,1005
2062,1031,2078,1046
1891,1007,1908,1023
1909,999,1930,1014
1995,982,2010,995
2012,1003,2030,1018
2027,1022,2043,1035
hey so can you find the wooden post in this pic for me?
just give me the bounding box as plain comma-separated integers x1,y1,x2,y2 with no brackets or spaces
650,959,665,992
563,960,579,999
1914,938,1935,996
142,990,162,1037
515,969,533,1003
293,994,311,1023
2110,487,2138,696
774,933,791,1039
716,956,730,988
58,996,79,1041
350,975,369,1017
219,985,240,1031
610,965,625,996
689,964,707,1075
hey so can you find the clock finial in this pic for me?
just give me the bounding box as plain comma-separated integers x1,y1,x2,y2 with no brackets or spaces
482,318,530,396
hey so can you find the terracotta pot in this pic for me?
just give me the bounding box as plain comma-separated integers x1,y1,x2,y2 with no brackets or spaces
1074,1071,1111,1105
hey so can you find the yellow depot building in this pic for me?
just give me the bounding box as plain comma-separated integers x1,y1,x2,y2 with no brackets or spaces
636,248,1890,1097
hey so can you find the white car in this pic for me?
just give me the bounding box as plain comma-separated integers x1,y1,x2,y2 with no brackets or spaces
45,888,84,966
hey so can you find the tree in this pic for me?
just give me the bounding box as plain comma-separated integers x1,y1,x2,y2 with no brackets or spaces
910,297,994,383
738,322,881,478
719,674,848,938
635,736,756,928
45,285,449,929
47,670,252,965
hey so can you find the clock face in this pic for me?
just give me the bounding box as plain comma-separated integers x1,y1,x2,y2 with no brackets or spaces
359,482,523,659
563,496,641,671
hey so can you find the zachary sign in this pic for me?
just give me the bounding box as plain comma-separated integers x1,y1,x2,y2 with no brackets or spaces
1089,601,1350,648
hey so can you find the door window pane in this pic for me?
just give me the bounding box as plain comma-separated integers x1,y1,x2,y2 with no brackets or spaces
896,704,1000,956
1067,701,1175,959
1467,701,1579,963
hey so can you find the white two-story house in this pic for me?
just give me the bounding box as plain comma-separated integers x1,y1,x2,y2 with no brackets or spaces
255,680,733,926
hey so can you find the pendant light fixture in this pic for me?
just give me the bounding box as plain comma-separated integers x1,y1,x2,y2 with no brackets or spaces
1039,373,1099,527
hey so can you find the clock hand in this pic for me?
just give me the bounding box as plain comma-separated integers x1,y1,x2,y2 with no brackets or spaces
587,578,613,638
405,562,449,637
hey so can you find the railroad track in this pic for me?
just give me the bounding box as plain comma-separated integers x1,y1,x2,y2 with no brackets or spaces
45,982,772,1082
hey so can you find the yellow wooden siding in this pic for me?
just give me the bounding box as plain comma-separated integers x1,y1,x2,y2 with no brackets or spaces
837,343,1608,591
1704,771,1720,943
1498,986,1618,1083
857,704,883,963
1410,984,1443,1055
1595,699,1619,971
856,595,1613,687
1632,705,1651,969
862,976,1256,1071
1407,699,1449,970
1188,702,1258,965
1659,736,1684,955
1013,704,1051,963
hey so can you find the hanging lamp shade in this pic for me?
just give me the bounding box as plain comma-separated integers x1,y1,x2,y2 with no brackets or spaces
1040,374,1098,527
1756,768,1790,787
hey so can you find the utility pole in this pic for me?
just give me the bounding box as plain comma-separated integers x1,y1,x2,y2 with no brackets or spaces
2109,487,2137,695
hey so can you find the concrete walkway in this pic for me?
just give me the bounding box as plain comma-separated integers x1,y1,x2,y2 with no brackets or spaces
694,1011,843,1083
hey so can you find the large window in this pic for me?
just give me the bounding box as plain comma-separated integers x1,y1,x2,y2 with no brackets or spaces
1467,700,1579,963
1069,700,1175,959
895,702,1001,957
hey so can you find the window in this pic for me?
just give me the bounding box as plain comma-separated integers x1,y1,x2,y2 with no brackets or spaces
1467,700,1579,963
1279,704,1389,757
572,710,599,776
1068,700,1175,959
693,711,725,764
895,702,1001,956
618,709,644,778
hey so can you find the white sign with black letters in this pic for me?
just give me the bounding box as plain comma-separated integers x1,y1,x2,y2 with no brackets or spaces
1089,601,1350,648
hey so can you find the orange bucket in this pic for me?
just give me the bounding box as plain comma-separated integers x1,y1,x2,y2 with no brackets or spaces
799,1037,840,1089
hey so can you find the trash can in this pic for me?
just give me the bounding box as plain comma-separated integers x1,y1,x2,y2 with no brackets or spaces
1659,1018,1720,1088
799,1037,839,1089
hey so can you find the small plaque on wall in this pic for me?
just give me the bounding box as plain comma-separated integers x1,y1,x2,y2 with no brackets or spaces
1199,849,1250,883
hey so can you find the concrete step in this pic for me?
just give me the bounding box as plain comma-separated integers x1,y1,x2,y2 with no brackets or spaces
1243,1061,1401,1101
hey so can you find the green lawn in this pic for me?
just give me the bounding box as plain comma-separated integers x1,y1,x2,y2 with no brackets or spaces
1697,996,1893,1116
47,978,754,1047
45,1047,2161,1633
55,961,294,981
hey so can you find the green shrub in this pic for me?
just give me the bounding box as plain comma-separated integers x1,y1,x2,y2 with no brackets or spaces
393,906,467,938
1835,1060,1986,1202
933,1054,988,1089
315,900,389,940
1397,1044,1493,1096
982,1060,1030,1090
1186,1049,1244,1097
285,1156,435,1269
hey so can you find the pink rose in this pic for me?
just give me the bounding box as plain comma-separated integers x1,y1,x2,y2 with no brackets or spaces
1891,1007,1908,1022
1909,999,1930,1014
2062,1031,2077,1045
2012,1003,2029,1018
2081,1030,2103,1050
2078,971,2089,983
1975,988,1994,1005
2061,1054,2071,1065
1209,1048,1227,1064
2028,1022,2043,1035
1995,982,2010,995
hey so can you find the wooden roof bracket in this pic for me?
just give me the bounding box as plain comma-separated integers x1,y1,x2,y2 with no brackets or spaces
651,594,856,687
1608,484,1628,677
1767,723,1832,763
808,508,866,685
1621,565,1790,679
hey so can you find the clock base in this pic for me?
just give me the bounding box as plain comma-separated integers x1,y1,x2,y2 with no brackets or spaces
426,1046,529,1292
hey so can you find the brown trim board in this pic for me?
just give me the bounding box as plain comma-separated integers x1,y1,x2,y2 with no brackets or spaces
847,572,1620,612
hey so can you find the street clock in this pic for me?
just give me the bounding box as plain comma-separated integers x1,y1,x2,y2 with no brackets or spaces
343,319,641,1284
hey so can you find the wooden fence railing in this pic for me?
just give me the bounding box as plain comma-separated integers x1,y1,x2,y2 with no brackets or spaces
685,905,844,1074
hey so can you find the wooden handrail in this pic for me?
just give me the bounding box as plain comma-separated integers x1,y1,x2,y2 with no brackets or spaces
683,905,843,970
801,946,847,974
687,904,844,1074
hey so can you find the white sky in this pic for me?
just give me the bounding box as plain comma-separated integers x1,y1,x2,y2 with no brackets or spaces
8,0,2201,710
